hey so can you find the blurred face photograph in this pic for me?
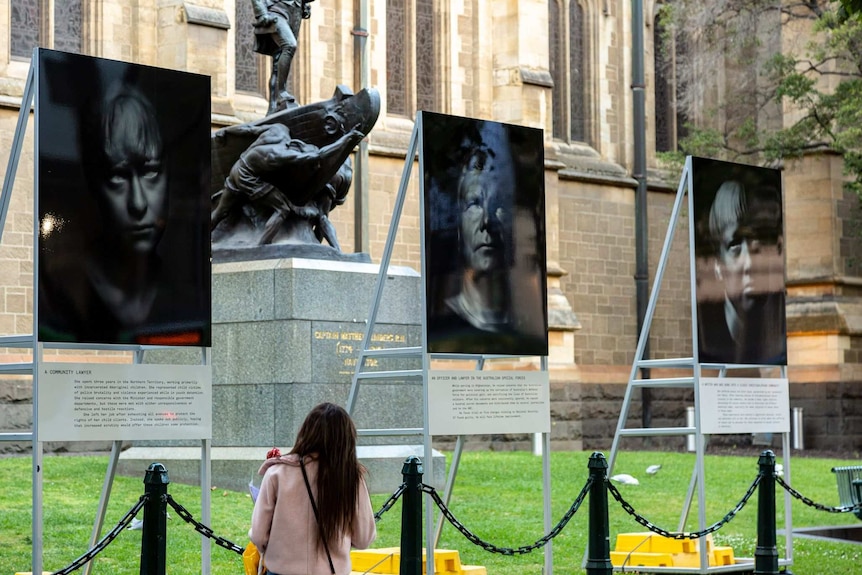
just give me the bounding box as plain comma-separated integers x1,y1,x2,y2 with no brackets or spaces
422,112,548,357
457,149,514,274
708,180,784,312
693,157,786,365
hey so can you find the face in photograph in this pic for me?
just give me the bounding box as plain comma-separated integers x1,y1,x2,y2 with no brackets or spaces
694,158,786,366
444,127,518,336
423,113,548,357
72,85,172,331
709,180,783,316
93,90,169,257
457,148,514,277
36,50,212,347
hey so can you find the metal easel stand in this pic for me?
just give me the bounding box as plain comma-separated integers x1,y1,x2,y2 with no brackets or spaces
0,54,41,575
345,113,554,574
0,50,214,575
40,343,213,575
604,157,793,574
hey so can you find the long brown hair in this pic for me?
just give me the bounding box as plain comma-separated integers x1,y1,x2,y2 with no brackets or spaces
290,402,366,547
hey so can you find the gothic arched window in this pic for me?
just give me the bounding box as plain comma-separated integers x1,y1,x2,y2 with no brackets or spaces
235,0,263,94
653,8,687,152
549,0,589,145
387,0,438,117
11,0,82,58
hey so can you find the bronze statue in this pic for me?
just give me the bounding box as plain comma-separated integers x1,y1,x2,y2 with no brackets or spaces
251,0,314,114
211,122,363,245
211,5,379,258
211,85,380,254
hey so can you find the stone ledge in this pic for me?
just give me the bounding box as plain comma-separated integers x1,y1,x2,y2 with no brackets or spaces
183,3,231,30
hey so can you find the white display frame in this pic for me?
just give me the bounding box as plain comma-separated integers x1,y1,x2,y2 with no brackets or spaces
0,50,215,575
604,156,794,574
345,112,554,574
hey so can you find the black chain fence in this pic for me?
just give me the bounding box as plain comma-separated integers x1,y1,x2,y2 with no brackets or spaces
375,483,406,522
777,476,862,515
46,479,408,574
607,474,762,540
165,495,245,555
420,476,594,556
51,495,148,575
408,467,862,559
422,467,862,557
42,460,862,573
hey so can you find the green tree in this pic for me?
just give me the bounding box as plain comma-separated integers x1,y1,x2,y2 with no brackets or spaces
659,0,862,192
839,0,862,18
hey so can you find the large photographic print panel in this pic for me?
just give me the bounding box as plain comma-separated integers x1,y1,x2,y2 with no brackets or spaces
422,112,548,356
37,49,212,346
691,157,786,365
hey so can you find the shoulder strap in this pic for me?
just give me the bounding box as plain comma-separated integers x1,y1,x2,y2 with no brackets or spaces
300,457,335,575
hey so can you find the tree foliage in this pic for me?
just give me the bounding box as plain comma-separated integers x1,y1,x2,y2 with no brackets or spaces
658,0,862,193
839,0,862,18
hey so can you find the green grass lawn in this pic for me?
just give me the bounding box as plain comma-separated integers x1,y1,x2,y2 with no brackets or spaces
1,449,860,574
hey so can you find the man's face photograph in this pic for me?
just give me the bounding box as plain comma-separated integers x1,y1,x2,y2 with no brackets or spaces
422,112,548,357
714,193,783,313
457,152,513,274
692,156,786,366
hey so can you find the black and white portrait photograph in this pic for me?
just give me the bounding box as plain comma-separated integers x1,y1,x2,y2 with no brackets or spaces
692,157,786,366
422,112,548,357
36,49,212,346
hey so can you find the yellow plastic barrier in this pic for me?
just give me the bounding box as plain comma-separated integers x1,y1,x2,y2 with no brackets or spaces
611,532,735,569
350,547,487,575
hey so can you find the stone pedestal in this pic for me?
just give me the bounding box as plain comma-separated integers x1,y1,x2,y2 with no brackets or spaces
121,258,446,492
209,257,428,447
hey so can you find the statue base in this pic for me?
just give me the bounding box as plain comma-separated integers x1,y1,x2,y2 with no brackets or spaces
212,242,372,264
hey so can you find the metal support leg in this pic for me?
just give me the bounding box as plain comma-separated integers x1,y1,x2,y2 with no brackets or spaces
84,440,123,575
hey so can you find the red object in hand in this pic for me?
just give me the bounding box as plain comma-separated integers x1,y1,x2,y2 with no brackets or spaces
266,448,281,459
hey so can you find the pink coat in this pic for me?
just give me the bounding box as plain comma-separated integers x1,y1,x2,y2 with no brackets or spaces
251,454,376,575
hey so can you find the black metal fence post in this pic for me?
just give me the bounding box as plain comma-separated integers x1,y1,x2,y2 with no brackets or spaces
400,456,423,575
140,463,170,575
585,452,613,575
754,450,779,575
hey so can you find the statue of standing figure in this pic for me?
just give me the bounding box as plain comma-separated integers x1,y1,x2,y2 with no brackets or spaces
251,0,314,114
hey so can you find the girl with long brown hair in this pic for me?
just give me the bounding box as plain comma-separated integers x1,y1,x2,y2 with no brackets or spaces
251,402,376,575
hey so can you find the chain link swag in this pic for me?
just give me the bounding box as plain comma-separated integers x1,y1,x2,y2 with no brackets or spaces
420,477,594,556
777,476,862,515
607,474,761,540
166,495,245,555
52,495,148,575
375,483,406,523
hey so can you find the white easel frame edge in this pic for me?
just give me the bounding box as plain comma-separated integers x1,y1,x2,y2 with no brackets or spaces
0,49,214,575
347,111,554,574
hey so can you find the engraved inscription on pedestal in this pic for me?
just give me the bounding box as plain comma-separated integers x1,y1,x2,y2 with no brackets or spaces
311,322,420,381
